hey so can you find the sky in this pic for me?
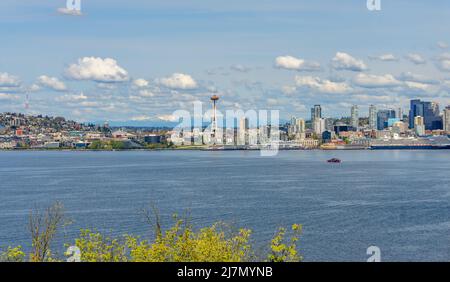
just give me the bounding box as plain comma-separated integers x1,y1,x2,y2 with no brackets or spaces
1,0,450,124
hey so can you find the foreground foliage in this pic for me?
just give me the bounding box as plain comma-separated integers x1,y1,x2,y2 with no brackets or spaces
1,204,303,262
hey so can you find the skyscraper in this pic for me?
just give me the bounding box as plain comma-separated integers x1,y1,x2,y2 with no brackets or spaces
311,105,322,123
377,109,396,130
289,117,306,139
369,105,377,130
351,105,359,130
409,99,442,130
314,118,326,135
396,107,403,121
238,117,249,145
444,106,450,133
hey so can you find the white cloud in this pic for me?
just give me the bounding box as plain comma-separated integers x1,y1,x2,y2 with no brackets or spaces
131,115,152,121
353,73,401,88
230,64,251,72
331,52,367,71
0,93,19,100
437,53,450,72
405,53,426,65
275,55,320,71
437,41,448,49
56,92,88,102
132,78,149,88
57,8,82,16
397,72,439,85
159,73,197,89
403,81,431,91
0,72,21,87
267,98,279,106
295,75,352,94
28,84,41,92
37,75,67,91
96,83,117,90
65,57,129,82
369,54,398,61
157,114,179,122
138,89,154,97
281,85,297,95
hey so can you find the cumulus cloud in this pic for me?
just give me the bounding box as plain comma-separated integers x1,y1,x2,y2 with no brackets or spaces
353,73,401,88
281,85,297,95
368,54,398,62
65,57,129,82
295,75,352,94
56,92,88,102
138,89,155,97
132,78,149,88
405,53,426,65
159,73,197,89
157,114,179,122
275,55,320,71
397,72,439,85
0,72,21,87
331,52,367,71
436,53,450,72
37,75,67,91
28,84,41,92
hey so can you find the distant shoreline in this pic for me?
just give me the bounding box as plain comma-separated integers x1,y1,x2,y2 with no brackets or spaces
1,148,449,152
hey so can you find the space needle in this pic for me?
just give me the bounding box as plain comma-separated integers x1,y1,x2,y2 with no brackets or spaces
210,95,219,140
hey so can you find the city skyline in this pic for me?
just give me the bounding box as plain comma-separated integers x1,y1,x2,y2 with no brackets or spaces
1,0,450,124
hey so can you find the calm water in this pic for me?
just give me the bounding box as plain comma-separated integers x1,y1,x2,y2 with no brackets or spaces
0,150,449,261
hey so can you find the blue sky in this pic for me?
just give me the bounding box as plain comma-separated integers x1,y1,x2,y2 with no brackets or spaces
1,0,450,124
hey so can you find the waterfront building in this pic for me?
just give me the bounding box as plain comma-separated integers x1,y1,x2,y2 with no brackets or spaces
414,116,425,136
392,121,408,134
369,105,377,130
144,134,162,144
377,109,396,130
322,131,333,143
351,105,359,130
334,124,356,135
298,138,319,149
311,105,322,124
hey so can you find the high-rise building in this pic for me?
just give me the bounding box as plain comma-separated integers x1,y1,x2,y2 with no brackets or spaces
444,106,450,133
239,117,249,131
314,118,326,135
414,116,425,136
351,105,359,130
409,99,442,130
311,105,322,123
369,105,377,130
377,109,396,130
238,117,249,145
396,107,403,121
288,117,306,139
